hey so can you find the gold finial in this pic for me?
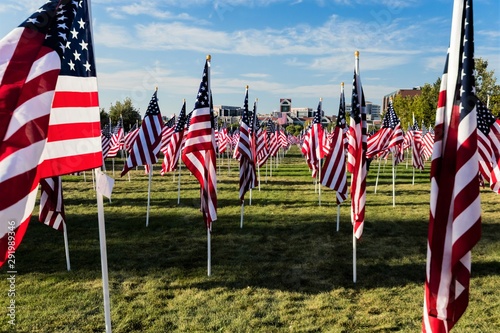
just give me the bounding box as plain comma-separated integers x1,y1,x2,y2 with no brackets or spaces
320,97,323,102
355,50,359,58
341,82,344,87
183,98,186,103
155,86,158,91
246,85,249,89
256,98,259,102
206,54,211,61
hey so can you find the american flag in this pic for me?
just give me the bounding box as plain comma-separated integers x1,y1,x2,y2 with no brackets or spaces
267,120,280,157
161,101,187,174
366,99,403,159
476,97,500,193
121,90,163,176
124,123,139,153
160,116,176,156
301,100,325,178
321,83,348,205
181,57,217,228
411,118,425,170
107,118,124,158
347,52,367,240
237,87,257,202
421,124,435,161
39,177,66,232
423,0,481,331
101,124,112,158
218,126,230,154
0,0,101,267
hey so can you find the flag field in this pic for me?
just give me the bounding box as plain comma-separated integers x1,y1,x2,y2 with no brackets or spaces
1,146,499,332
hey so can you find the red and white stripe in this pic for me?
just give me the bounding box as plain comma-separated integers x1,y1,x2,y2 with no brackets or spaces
39,177,65,232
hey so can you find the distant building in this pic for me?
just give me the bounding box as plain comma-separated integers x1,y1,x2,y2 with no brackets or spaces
345,101,382,129
382,87,422,111
213,105,243,123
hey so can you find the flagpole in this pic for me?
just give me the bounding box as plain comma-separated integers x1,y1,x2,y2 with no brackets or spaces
63,223,71,271
240,201,244,228
374,157,381,193
257,165,261,191
392,153,396,207
336,204,340,232
318,160,322,206
146,164,152,227
207,225,211,276
353,230,357,283
94,169,112,333
177,161,182,205
249,188,252,206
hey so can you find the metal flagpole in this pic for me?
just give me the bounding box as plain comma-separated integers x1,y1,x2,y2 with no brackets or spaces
336,205,340,232
63,223,71,271
392,153,396,207
207,225,212,276
177,161,182,205
374,157,381,193
353,230,357,283
240,202,244,228
146,164,153,227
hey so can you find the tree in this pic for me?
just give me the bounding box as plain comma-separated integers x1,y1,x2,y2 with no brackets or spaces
108,98,142,130
100,108,109,128
475,58,500,116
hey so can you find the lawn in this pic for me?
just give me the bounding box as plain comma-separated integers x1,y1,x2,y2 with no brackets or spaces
1,146,499,332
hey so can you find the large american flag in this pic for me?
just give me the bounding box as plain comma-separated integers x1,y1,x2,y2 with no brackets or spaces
411,118,425,170
39,177,66,232
121,90,163,176
161,101,187,174
0,0,101,267
160,116,176,156
366,99,403,159
321,83,348,205
423,0,482,331
237,87,257,202
476,98,500,193
347,53,367,240
181,57,217,228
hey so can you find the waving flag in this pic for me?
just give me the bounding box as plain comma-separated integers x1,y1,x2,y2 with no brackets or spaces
39,177,66,232
411,117,425,170
124,123,139,153
321,83,348,205
347,51,367,240
237,86,257,202
302,99,325,178
121,90,163,176
161,101,187,174
160,116,176,156
101,124,112,159
107,117,124,158
476,98,500,193
0,0,101,268
423,0,481,331
181,57,217,228
366,99,403,158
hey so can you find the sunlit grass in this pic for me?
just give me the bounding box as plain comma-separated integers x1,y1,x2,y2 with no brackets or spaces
1,146,499,332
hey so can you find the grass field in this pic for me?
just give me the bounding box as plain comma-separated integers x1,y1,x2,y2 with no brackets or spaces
1,146,499,332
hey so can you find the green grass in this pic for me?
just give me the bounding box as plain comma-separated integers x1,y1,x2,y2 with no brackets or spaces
1,146,499,332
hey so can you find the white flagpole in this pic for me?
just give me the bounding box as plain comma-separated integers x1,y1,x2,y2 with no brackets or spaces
95,169,112,333
112,158,115,177
257,165,261,191
392,154,396,207
265,160,268,183
207,225,212,276
146,164,153,227
353,231,357,283
318,160,322,206
249,188,252,206
83,171,87,182
177,162,182,205
412,165,415,185
240,201,244,228
63,223,71,271
374,157,381,193
336,204,340,232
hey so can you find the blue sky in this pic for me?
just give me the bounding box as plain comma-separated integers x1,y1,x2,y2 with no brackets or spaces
1,0,499,117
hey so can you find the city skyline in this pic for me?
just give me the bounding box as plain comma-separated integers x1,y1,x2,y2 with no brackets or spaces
0,0,499,116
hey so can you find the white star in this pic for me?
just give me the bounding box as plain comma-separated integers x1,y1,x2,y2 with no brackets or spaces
57,15,67,21
83,61,91,71
27,18,38,24
58,23,68,30
79,40,88,50
68,60,76,71
58,31,67,41
70,28,78,39
78,18,85,29
65,41,71,49
73,50,81,60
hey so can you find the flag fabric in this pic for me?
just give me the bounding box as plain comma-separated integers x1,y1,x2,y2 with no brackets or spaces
366,99,404,159
160,116,176,156
237,87,257,202
0,0,101,268
267,120,280,157
107,118,124,158
422,124,435,161
181,57,217,228
476,98,500,193
124,123,139,153
121,90,163,176
411,118,425,170
347,53,367,240
161,101,187,174
101,124,112,159
321,84,348,205
423,1,481,331
302,100,325,178
218,126,230,154
39,177,66,232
